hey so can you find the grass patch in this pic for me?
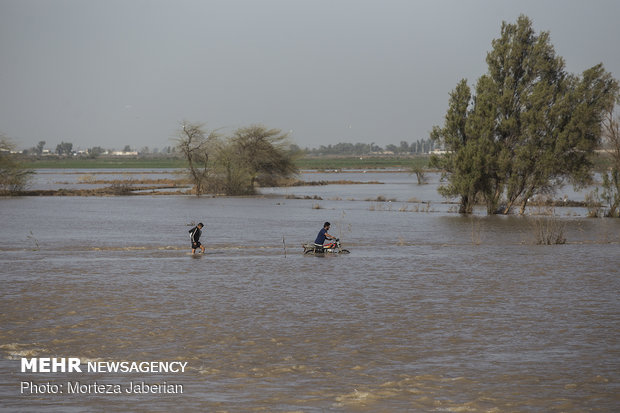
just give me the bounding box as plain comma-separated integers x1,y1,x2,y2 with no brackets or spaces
23,155,430,171
20,152,610,175
295,156,430,170
22,157,188,169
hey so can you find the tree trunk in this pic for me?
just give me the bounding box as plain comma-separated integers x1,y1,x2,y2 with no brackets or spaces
459,195,470,214
519,187,535,215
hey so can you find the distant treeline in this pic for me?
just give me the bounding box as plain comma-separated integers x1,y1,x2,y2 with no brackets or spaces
20,138,436,158
296,139,436,156
19,140,436,158
18,141,179,157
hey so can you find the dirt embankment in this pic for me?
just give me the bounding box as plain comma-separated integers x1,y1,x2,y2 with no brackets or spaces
4,177,385,197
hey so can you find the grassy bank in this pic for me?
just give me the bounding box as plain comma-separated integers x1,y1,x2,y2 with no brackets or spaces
22,157,188,169
295,156,429,170
21,153,613,173
23,155,431,170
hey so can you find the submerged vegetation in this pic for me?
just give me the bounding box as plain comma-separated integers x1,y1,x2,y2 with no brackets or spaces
531,214,568,245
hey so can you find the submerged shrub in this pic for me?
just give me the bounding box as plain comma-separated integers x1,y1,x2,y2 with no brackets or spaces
585,190,603,218
531,213,567,245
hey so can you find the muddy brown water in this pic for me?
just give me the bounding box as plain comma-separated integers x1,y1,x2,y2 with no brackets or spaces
1,171,619,411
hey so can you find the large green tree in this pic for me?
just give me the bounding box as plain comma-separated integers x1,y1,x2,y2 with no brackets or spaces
228,125,298,189
431,80,481,213
601,106,620,217
432,15,619,214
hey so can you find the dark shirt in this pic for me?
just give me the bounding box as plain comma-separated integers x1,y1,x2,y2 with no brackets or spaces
189,226,202,243
315,228,328,245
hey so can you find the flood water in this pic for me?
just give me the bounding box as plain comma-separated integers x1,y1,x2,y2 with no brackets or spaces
1,171,619,412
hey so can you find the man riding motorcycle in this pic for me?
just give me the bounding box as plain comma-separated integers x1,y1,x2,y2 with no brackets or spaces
314,221,336,248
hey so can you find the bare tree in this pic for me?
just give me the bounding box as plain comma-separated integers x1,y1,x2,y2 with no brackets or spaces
176,122,219,196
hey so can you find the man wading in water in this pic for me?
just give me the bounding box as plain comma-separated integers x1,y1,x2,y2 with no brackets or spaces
189,223,205,254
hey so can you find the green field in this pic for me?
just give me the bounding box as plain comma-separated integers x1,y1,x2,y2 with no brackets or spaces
295,156,429,170
22,157,188,169
23,155,431,170
21,153,614,173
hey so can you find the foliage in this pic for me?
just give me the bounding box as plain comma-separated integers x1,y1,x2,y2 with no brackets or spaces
88,146,106,158
304,139,435,156
35,141,46,155
584,190,604,218
601,171,619,217
176,123,299,196
227,125,298,189
55,141,73,156
600,107,620,217
430,79,483,213
0,136,34,194
431,15,619,215
411,165,427,184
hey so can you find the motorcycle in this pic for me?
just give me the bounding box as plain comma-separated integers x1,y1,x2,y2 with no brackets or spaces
302,238,350,255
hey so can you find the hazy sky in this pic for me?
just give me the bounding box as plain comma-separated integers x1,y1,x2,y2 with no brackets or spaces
1,0,619,151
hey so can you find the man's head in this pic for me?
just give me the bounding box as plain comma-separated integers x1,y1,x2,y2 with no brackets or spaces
198,223,204,229
323,222,330,229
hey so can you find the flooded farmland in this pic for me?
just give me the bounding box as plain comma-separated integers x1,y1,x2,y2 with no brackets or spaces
1,170,619,412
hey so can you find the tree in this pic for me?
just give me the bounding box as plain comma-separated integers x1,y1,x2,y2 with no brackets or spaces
430,79,500,213
601,105,620,217
176,122,219,196
36,141,46,155
431,79,481,213
385,144,399,153
56,142,73,156
431,15,619,214
226,125,298,191
88,146,105,158
0,135,34,194
176,122,299,196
